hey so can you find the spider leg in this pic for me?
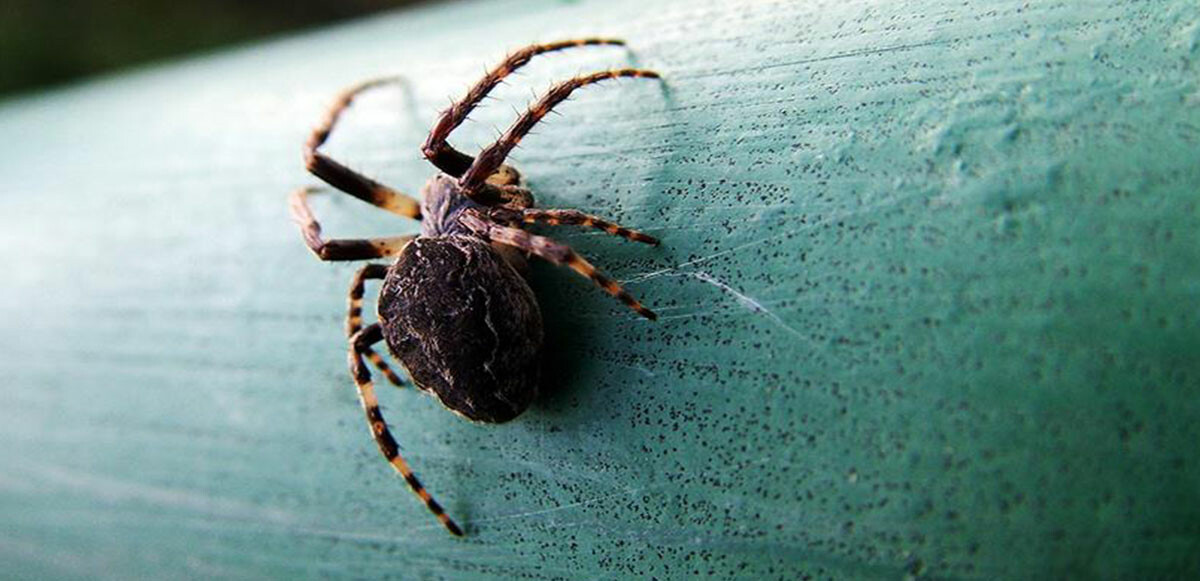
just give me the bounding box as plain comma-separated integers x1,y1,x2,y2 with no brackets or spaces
461,210,656,320
491,207,659,245
458,68,661,197
421,38,626,177
304,77,422,219
348,264,404,387
350,324,464,536
290,187,414,261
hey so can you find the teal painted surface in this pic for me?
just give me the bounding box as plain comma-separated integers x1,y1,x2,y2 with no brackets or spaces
1,0,1198,578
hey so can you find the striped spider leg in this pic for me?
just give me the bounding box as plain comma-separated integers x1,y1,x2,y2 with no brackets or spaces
421,38,628,177
460,208,658,320
457,68,660,200
349,323,464,536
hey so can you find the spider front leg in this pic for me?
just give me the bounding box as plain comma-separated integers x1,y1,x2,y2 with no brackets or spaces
421,38,626,177
458,68,661,197
348,264,404,387
349,323,464,536
290,187,414,261
461,210,656,320
304,77,423,219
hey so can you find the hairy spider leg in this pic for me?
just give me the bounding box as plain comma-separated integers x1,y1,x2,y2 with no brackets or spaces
458,69,660,197
350,324,464,536
492,207,659,245
422,38,627,177
461,210,656,320
289,187,415,261
304,77,423,219
347,264,404,387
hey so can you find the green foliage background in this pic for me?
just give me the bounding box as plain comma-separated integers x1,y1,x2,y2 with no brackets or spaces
0,0,415,96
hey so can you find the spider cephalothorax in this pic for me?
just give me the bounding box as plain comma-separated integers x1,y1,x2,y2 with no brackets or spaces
288,39,661,536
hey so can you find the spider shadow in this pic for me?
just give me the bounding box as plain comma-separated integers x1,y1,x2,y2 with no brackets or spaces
525,263,603,413
524,65,678,418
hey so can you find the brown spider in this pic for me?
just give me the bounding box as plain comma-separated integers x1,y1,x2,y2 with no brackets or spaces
288,39,661,536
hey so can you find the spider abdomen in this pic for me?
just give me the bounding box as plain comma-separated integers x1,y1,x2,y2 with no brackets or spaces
379,236,543,423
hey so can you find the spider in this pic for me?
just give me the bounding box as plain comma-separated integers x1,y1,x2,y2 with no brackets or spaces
288,39,662,536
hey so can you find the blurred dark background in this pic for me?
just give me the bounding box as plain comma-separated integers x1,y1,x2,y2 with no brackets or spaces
0,0,424,97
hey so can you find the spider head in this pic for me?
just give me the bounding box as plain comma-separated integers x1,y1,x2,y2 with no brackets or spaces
485,164,522,187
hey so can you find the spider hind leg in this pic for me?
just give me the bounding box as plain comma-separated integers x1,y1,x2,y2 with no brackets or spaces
350,324,464,536
348,264,405,387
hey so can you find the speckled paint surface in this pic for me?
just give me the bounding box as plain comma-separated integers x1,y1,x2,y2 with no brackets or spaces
0,0,1198,578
